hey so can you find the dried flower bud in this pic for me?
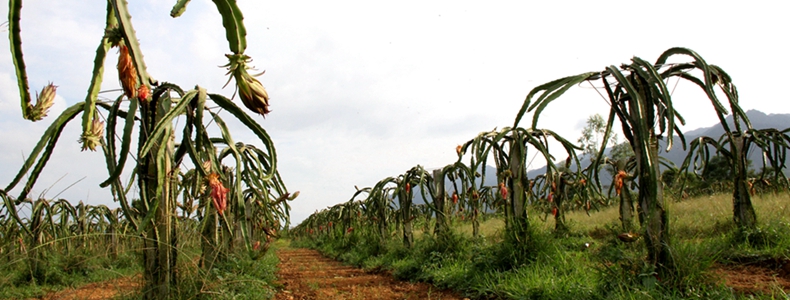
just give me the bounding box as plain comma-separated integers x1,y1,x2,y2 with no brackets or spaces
206,173,228,214
29,82,57,121
499,182,508,199
117,45,138,99
137,84,150,102
617,232,640,243
614,170,627,196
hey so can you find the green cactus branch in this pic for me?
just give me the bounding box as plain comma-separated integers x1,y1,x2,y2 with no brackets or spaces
82,1,117,152
170,0,192,18
100,95,138,188
211,0,247,54
110,0,154,86
8,0,32,120
5,103,85,201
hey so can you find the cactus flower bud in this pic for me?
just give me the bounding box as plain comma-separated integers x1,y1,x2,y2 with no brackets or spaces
224,54,270,116
29,82,57,121
452,192,458,204
80,116,104,151
237,72,270,116
456,145,462,156
18,238,27,253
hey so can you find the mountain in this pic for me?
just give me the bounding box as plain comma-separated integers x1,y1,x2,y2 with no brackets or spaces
690,110,790,138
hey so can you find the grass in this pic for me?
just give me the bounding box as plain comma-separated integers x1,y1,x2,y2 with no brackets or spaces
294,191,790,299
115,238,285,300
0,245,141,299
1,227,286,299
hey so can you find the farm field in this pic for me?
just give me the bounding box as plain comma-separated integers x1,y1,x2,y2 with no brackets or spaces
1,221,283,299
3,1,790,300
4,191,789,299
292,191,790,299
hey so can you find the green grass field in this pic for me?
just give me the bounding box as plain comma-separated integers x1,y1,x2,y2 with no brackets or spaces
295,192,790,299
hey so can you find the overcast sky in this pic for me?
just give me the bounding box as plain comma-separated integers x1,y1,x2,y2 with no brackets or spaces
1,1,787,224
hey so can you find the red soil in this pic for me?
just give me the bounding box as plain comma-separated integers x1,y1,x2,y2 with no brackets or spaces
274,248,465,300
37,274,141,300
712,258,790,295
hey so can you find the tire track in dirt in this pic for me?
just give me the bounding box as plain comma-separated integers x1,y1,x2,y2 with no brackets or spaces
274,248,465,300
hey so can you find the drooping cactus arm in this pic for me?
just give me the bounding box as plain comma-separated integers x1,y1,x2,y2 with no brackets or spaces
6,103,85,201
170,0,193,18
211,0,247,55
81,1,117,152
8,0,32,119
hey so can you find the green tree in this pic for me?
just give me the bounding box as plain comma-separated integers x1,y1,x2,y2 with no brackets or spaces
578,114,618,162
701,155,732,182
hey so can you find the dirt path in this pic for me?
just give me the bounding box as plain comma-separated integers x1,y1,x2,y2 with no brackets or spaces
274,248,465,300
36,274,141,300
712,258,790,295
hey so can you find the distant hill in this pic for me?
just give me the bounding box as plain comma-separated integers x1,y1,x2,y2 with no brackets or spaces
658,109,790,173
410,165,498,205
